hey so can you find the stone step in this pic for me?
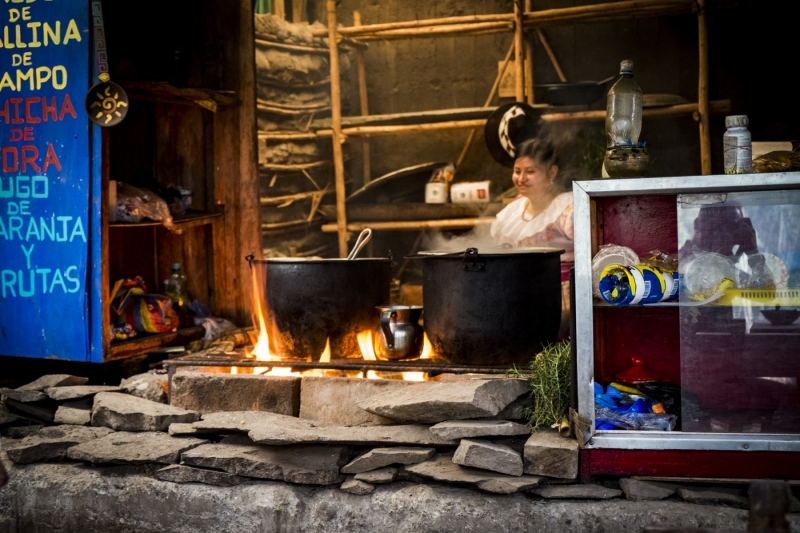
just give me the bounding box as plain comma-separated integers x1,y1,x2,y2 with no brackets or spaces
16,374,88,392
354,467,398,484
404,453,542,494
66,431,207,465
92,392,200,432
170,372,300,416
4,425,113,464
155,464,245,487
523,429,579,480
452,438,523,477
120,373,168,404
430,419,531,440
46,386,122,402
341,447,435,474
299,376,415,426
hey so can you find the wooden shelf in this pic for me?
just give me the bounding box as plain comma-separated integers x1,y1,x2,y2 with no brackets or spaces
109,209,223,230
321,217,495,232
122,81,237,112
107,326,205,362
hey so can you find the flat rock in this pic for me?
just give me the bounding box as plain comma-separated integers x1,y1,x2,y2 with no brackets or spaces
300,376,415,426
430,419,531,440
523,429,579,480
497,395,533,420
341,447,436,474
677,488,749,509
194,411,456,447
92,392,200,432
2,425,43,438
155,464,244,487
404,453,542,494
181,442,349,485
4,399,55,423
168,423,220,436
16,374,88,391
5,425,113,464
46,385,122,402
533,484,623,500
357,379,530,424
120,373,168,404
54,399,93,426
452,438,523,477
171,372,300,416
620,478,676,501
66,431,207,465
0,388,48,403
341,477,374,495
354,467,397,484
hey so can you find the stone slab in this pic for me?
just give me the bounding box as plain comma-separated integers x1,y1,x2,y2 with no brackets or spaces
46,385,122,402
2,425,43,438
430,419,531,440
354,467,397,484
171,372,300,416
452,438,523,477
5,425,113,464
16,374,88,391
620,478,676,501
496,395,533,420
533,484,623,500
92,392,200,432
341,477,374,495
341,447,436,474
120,373,168,404
299,376,414,426
54,399,93,426
193,411,456,446
523,429,579,480
357,379,530,424
181,442,349,485
404,453,542,494
677,488,749,509
167,423,220,436
155,464,244,487
66,431,207,465
0,461,786,533
4,399,55,423
0,388,48,403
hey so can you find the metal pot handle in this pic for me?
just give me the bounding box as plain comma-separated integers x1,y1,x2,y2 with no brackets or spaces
463,248,485,272
380,310,397,348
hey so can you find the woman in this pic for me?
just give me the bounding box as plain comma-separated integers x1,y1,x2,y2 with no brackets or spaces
491,138,574,339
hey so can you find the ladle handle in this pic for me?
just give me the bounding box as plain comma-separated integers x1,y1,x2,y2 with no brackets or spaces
380,310,397,348
347,228,373,260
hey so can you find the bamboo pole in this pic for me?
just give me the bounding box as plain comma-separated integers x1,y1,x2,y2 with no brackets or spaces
536,29,567,82
455,41,515,171
311,13,515,36
321,217,495,232
292,0,303,23
524,0,534,104
513,1,525,102
326,0,349,257
359,21,511,40
354,11,371,185
317,119,487,137
254,38,329,54
697,0,711,175
258,132,320,141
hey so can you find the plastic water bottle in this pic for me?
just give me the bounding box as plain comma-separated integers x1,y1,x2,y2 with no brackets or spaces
723,115,752,174
606,60,643,147
165,262,188,308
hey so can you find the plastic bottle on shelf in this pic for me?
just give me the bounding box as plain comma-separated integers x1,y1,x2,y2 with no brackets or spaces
164,262,188,309
606,60,643,147
723,115,752,174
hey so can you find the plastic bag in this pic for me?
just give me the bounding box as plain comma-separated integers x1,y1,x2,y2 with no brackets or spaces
596,407,677,431
114,182,176,231
110,277,179,334
641,249,678,271
196,316,239,341
592,244,639,299
752,151,800,173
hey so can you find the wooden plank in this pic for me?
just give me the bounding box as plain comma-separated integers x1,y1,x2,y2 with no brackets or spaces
109,210,223,230
697,0,711,175
321,218,495,232
107,326,205,361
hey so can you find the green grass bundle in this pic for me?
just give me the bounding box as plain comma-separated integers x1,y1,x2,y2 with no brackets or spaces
509,341,571,429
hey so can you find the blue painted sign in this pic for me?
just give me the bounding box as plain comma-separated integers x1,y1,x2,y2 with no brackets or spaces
0,0,100,361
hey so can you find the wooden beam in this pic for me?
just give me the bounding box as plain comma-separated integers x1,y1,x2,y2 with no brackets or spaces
316,119,488,137
321,217,495,232
536,29,567,82
354,10,371,185
524,0,534,104
292,0,303,23
697,0,711,175
327,0,348,258
513,1,525,102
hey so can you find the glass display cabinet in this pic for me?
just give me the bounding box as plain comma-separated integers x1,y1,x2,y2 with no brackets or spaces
573,173,800,479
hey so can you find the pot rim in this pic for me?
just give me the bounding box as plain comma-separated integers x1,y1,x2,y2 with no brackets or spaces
410,246,564,259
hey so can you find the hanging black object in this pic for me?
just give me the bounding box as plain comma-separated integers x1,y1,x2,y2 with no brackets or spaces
85,1,128,127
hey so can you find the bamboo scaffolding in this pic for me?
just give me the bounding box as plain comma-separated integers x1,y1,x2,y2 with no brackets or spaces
358,21,511,41
258,160,334,171
258,131,320,141
514,1,525,102
524,0,535,104
321,217,495,233
536,29,567,82
354,11,371,185
254,37,330,54
697,0,711,175
260,188,333,206
326,0,349,257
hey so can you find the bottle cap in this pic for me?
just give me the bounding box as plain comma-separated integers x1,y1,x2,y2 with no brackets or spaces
172,262,181,270
620,60,634,76
725,115,749,128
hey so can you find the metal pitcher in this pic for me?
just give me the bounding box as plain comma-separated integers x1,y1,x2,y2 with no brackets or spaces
373,306,424,360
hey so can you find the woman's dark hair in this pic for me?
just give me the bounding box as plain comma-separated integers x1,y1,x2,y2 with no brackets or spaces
515,138,572,193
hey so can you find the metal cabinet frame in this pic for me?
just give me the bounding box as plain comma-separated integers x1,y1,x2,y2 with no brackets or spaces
573,173,800,452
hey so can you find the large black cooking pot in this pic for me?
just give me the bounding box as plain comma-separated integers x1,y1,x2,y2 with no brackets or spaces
416,247,563,366
250,258,391,360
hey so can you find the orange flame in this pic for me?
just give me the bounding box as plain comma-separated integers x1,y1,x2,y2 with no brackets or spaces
249,266,300,377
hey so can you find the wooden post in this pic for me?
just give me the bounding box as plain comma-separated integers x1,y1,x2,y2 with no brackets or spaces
292,0,303,23
536,29,567,82
697,0,711,175
273,0,285,19
513,1,525,102
524,0,534,104
327,0,349,257
354,11,371,185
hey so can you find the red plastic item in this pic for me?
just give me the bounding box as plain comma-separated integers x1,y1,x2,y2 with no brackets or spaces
616,356,659,384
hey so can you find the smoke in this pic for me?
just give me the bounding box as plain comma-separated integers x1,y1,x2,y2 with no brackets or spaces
422,221,497,253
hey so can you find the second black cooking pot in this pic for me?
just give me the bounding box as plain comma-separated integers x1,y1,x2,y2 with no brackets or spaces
414,247,564,366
